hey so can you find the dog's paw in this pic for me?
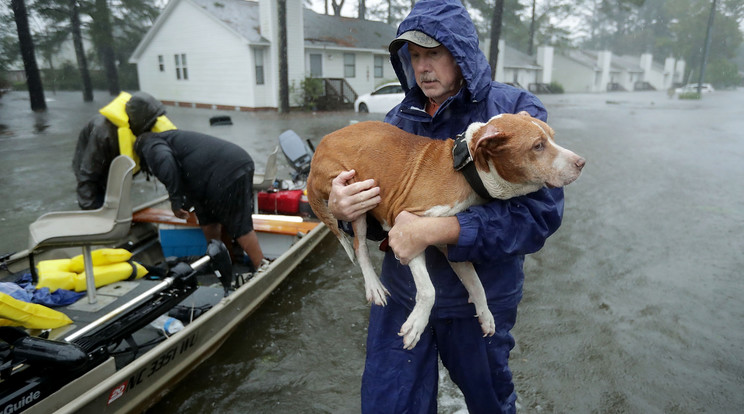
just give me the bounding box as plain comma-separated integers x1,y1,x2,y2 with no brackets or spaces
398,310,430,349
398,323,424,350
365,283,390,306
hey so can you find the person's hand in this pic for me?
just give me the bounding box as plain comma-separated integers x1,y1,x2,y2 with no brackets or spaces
388,212,461,265
328,170,381,222
173,208,190,220
388,211,428,265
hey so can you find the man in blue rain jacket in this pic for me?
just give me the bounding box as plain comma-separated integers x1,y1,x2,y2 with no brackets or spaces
328,0,564,412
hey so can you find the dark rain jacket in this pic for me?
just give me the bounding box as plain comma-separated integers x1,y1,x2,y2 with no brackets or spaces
72,92,165,209
134,130,253,215
381,0,565,316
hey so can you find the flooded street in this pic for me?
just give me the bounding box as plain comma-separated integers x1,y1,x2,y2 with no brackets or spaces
1,89,743,413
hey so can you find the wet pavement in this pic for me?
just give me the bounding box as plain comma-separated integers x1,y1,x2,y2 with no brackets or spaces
1,89,743,413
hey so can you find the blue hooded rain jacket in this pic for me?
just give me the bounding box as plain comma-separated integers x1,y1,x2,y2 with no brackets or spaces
380,0,564,319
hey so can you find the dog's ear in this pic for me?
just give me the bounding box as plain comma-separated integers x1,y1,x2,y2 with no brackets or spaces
472,123,509,172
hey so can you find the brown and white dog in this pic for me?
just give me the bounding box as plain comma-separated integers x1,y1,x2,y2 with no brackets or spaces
307,113,585,349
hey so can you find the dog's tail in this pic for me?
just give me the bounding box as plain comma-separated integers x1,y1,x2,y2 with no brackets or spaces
306,180,356,264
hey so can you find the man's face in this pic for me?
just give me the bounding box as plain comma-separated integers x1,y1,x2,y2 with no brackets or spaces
408,43,463,105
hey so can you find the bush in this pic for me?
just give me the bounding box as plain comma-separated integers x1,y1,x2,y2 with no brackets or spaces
678,91,701,100
548,81,564,94
703,59,741,89
291,77,324,110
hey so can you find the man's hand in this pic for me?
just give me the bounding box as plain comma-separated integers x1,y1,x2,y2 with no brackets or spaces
328,169,381,222
388,212,460,265
173,208,190,220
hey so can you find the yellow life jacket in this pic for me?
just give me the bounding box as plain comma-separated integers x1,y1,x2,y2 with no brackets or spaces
0,292,73,329
98,92,177,173
35,248,148,293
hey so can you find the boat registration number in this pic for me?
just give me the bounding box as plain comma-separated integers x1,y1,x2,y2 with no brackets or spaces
107,331,198,405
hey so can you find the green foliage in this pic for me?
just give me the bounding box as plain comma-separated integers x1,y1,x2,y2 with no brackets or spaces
41,63,82,90
678,91,702,100
666,0,744,82
464,0,535,52
548,81,564,94
0,12,19,74
704,58,742,87
291,77,324,110
117,63,140,90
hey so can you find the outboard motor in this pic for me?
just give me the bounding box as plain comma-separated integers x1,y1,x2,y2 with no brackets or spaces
279,130,314,181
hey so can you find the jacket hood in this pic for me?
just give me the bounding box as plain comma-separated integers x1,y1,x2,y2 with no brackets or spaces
126,92,166,136
390,0,492,103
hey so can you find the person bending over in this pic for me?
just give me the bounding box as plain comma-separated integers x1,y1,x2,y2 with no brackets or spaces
134,129,264,269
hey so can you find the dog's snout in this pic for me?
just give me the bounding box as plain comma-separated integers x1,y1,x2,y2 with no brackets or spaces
575,157,586,170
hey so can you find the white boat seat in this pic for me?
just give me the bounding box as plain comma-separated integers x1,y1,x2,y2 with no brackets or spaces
253,146,279,213
28,155,136,304
253,145,279,191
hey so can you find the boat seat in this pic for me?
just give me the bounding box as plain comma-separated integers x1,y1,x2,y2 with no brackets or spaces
253,145,279,191
253,145,279,213
28,155,136,304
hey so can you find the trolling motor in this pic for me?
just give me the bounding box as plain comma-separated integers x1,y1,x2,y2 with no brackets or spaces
279,129,314,181
0,240,232,410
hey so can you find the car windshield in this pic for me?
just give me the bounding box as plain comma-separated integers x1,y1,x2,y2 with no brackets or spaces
373,85,403,95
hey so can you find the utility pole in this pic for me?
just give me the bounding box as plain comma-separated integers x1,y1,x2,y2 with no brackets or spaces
697,0,716,95
278,0,289,113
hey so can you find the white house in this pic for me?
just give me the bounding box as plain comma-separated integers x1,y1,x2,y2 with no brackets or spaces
129,0,397,110
481,39,549,90
552,49,685,93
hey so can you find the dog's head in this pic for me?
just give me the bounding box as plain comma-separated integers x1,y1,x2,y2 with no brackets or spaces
467,112,585,197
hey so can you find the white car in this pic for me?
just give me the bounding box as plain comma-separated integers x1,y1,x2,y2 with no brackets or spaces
675,83,715,94
354,82,404,113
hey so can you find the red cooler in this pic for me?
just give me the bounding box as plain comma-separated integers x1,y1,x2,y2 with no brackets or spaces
257,190,303,215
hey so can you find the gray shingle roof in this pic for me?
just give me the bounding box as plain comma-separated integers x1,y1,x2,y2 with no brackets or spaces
303,10,396,50
189,0,396,50
612,54,643,72
502,44,539,69
191,0,268,43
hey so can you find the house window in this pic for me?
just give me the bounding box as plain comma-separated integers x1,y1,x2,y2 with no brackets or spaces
344,53,355,78
254,48,264,85
374,55,384,78
175,53,188,80
158,55,164,72
310,54,322,78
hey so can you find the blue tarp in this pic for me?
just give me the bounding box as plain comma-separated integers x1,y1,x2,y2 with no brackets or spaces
1,273,84,306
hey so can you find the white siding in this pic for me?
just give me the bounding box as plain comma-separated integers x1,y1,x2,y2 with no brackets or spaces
136,0,255,107
303,48,396,97
552,55,597,93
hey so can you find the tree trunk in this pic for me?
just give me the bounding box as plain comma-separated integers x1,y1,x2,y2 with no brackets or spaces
278,0,289,113
528,0,536,55
332,0,344,16
71,0,93,101
358,0,366,20
488,0,504,81
11,0,46,112
92,0,120,96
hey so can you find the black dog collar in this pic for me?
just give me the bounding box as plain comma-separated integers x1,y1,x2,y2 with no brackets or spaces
452,132,492,200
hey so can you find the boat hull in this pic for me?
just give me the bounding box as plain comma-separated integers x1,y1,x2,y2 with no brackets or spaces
3,202,329,414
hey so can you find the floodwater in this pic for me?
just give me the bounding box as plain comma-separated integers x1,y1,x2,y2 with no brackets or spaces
1,89,743,413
